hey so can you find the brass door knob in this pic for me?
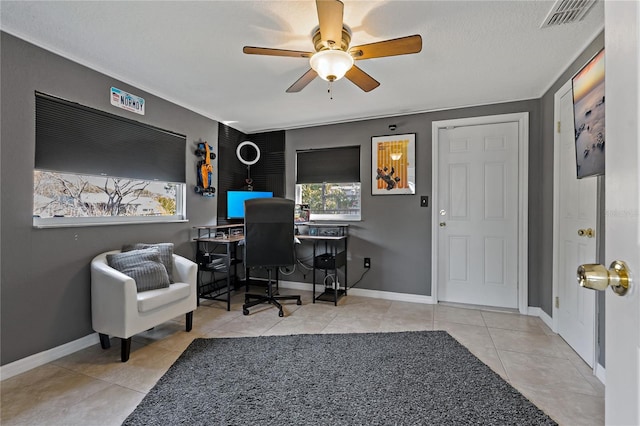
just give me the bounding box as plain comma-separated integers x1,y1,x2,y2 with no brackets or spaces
577,228,594,238
577,260,631,296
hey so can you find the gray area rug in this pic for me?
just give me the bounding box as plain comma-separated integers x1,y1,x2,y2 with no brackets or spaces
123,331,556,425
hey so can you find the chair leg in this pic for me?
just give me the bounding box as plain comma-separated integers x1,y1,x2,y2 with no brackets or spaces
186,311,193,332
242,268,300,317
99,333,110,349
120,337,132,362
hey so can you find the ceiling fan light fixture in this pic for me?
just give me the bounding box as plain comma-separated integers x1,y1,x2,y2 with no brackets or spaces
309,49,354,82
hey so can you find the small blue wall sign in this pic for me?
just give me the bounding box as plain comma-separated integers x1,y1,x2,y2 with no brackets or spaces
110,87,145,115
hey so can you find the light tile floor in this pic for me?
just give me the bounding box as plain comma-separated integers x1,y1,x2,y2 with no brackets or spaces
1,289,605,425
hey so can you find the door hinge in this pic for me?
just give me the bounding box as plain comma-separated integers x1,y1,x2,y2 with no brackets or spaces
557,121,561,133
555,296,560,308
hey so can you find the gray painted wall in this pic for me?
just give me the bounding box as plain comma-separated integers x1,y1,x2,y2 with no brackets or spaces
285,100,541,300
1,33,219,365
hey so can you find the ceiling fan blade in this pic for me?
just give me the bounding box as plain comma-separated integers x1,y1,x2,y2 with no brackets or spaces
349,35,422,60
345,65,380,92
316,0,344,47
243,46,312,58
286,69,318,93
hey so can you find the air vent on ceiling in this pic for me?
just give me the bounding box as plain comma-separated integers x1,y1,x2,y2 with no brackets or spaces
540,0,597,28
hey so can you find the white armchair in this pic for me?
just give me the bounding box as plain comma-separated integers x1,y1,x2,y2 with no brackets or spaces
90,250,197,362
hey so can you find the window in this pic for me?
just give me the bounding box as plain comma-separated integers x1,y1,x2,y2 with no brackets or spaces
295,146,361,221
295,182,361,220
33,92,187,227
33,171,184,227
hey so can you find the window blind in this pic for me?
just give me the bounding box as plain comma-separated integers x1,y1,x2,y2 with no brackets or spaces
35,92,186,183
296,146,360,184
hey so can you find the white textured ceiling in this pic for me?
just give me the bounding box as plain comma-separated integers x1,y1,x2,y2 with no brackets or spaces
1,1,604,133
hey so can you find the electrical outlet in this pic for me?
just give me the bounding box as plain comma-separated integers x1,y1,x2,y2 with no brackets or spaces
364,257,371,268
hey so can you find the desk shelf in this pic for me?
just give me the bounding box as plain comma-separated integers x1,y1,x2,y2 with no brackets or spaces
316,289,347,303
198,275,229,297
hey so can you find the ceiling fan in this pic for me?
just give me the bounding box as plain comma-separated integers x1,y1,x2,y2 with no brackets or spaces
243,0,422,93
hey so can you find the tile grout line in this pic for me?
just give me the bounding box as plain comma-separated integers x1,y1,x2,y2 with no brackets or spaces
481,314,513,384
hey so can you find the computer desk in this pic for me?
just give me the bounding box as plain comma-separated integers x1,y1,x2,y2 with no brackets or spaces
193,224,244,311
193,224,349,309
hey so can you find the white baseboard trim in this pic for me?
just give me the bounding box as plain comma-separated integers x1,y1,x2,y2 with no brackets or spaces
277,279,314,292
348,288,434,304
0,333,99,381
279,280,435,304
527,306,554,330
595,363,605,384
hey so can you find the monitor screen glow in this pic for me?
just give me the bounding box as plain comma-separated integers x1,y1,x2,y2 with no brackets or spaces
226,191,273,219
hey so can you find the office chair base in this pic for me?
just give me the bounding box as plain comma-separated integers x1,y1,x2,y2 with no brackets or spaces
242,293,302,317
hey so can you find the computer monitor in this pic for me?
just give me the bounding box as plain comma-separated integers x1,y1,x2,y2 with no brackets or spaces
226,191,273,219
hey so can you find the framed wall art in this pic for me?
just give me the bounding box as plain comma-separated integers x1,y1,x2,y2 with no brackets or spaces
371,133,416,195
572,48,605,179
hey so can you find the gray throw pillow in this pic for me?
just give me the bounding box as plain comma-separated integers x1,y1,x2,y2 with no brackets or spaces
122,243,175,283
107,248,170,292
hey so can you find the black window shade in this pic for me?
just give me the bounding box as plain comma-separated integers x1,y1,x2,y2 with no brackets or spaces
296,146,360,184
35,92,186,183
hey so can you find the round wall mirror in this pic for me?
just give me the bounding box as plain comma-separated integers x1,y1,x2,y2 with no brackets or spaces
236,141,261,166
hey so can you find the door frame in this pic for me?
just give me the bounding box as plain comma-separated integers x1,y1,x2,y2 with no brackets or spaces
431,112,529,314
551,80,600,373
602,1,640,420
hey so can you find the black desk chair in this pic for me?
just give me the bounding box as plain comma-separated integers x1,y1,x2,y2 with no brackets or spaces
242,198,302,317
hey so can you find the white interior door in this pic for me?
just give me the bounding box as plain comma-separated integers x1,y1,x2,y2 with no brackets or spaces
603,2,639,424
437,121,519,308
554,83,597,367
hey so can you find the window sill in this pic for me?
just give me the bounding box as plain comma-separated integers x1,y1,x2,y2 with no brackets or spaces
307,215,361,222
33,217,188,229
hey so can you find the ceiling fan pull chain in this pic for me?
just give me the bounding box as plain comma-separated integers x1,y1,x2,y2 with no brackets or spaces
328,81,333,100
